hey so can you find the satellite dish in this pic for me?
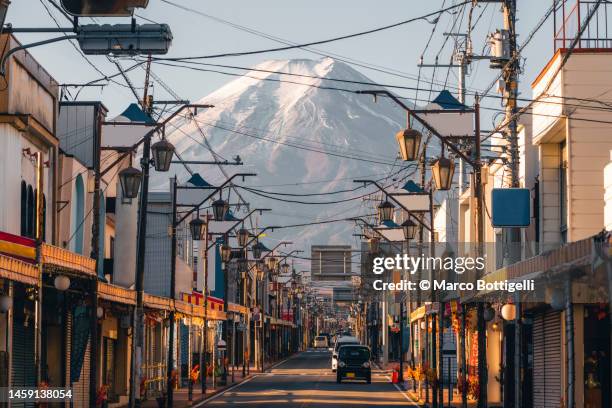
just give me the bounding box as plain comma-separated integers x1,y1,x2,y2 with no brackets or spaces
61,0,149,17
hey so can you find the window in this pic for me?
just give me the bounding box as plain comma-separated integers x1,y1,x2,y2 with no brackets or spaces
559,142,568,243
42,194,46,242
109,236,115,259
20,181,27,236
26,185,34,238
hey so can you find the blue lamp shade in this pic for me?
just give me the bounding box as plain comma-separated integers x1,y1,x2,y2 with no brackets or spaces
491,188,530,227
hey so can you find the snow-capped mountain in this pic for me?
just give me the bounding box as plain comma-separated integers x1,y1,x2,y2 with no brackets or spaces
160,57,414,259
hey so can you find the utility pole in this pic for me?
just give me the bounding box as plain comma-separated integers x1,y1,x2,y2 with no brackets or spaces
129,54,153,408
501,2,522,408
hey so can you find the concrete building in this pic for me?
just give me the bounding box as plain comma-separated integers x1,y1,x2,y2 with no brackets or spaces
310,245,353,282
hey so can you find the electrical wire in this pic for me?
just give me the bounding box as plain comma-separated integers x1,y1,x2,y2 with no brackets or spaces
180,114,401,166
160,0,471,60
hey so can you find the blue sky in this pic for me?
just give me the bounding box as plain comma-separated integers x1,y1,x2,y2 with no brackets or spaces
7,1,553,118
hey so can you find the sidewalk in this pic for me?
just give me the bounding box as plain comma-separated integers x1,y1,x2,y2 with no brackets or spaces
374,360,481,408
121,358,288,408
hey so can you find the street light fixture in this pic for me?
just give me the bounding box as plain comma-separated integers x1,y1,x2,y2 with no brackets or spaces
395,128,422,161
212,198,229,222
368,237,380,254
281,262,290,275
189,217,206,241
401,218,418,241
118,166,142,199
237,227,250,247
252,241,264,260
151,139,175,172
267,256,279,270
54,275,71,291
431,156,455,191
220,243,232,263
377,200,395,224
256,266,264,281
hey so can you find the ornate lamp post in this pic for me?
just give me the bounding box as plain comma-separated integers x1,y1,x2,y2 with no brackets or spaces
212,198,229,222
377,200,395,224
236,227,250,248
395,128,422,161
401,219,418,241
252,241,264,260
118,166,142,199
151,139,175,172
431,156,455,191
189,217,206,241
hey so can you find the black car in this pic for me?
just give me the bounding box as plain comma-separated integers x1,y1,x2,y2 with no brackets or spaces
336,345,371,384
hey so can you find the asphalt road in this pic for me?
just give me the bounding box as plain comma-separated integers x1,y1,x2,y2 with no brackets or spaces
197,349,415,407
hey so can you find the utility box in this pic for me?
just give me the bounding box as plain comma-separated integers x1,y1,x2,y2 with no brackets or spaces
489,29,511,69
78,23,173,55
491,188,530,227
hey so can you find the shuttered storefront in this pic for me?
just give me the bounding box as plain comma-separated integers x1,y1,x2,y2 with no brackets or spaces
69,306,91,408
532,310,562,408
11,316,35,408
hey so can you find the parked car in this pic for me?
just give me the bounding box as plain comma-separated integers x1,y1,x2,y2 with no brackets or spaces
331,335,359,372
336,345,371,384
313,335,328,348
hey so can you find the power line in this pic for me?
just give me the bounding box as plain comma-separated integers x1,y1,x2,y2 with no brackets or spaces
180,114,402,166
160,0,471,60
157,0,479,94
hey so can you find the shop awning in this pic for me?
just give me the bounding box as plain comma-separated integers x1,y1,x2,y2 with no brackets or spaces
41,243,97,277
98,281,136,305
0,253,39,286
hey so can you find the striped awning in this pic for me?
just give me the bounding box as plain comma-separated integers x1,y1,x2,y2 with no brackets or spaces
0,253,39,286
98,282,136,305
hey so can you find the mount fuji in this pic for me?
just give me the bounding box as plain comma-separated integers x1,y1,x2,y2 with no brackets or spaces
159,57,415,259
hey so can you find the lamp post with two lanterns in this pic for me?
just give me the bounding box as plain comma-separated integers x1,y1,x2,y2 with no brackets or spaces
163,173,255,405
245,242,294,371
110,103,214,408
357,89,483,407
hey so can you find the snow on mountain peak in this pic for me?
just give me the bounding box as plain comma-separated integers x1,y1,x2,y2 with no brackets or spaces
162,57,411,256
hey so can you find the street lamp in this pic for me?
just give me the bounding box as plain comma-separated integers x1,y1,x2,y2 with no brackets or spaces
368,237,380,254
151,139,175,172
54,275,71,291
221,244,232,263
377,200,395,223
401,218,418,241
267,256,279,270
395,128,422,161
252,242,264,259
212,198,229,222
431,156,455,191
281,262,290,275
237,227,250,247
256,266,264,281
189,217,206,241
118,166,142,199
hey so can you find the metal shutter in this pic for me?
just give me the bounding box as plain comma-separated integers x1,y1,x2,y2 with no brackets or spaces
532,310,562,408
72,340,90,408
11,317,35,408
